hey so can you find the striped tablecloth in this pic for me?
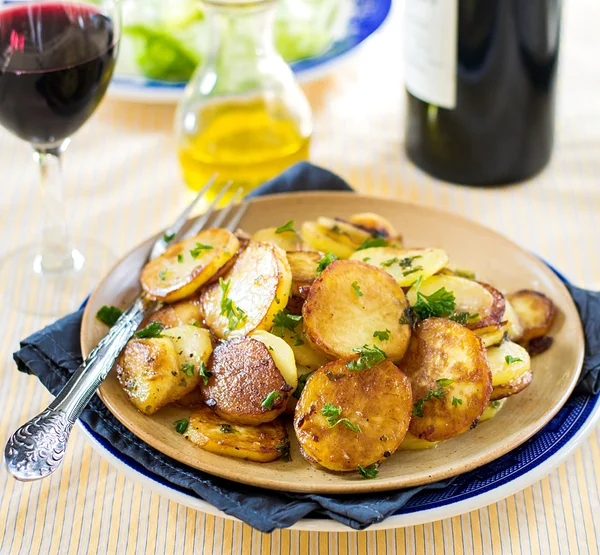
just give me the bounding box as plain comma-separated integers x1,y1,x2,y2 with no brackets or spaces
1,1,599,553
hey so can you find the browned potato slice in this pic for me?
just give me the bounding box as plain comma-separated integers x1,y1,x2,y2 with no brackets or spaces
406,275,505,330
302,260,412,361
480,399,507,422
294,358,413,471
251,226,303,251
141,229,240,302
350,247,448,287
184,406,289,462
486,341,531,386
203,337,292,425
490,371,533,401
507,290,556,342
473,322,509,348
399,318,492,442
503,299,524,342
316,217,373,248
287,251,321,297
348,212,399,241
300,221,356,259
201,241,292,339
397,432,441,451
117,325,213,414
144,298,203,328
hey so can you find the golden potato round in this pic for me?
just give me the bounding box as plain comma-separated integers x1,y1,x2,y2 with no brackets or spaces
141,229,240,302
184,406,289,462
486,340,531,387
507,290,556,342
286,251,321,297
302,260,412,361
473,322,510,348
490,371,533,401
294,358,412,471
399,318,492,442
203,337,292,425
201,241,292,339
144,298,203,329
347,212,399,240
300,221,356,259
251,226,303,251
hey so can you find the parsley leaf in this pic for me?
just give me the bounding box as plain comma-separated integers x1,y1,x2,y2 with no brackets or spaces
453,268,476,280
351,281,364,297
219,278,247,335
505,355,523,365
358,464,379,479
261,391,283,410
411,276,456,321
491,400,503,409
177,253,184,263
293,371,315,400
190,243,214,258
173,419,189,434
316,252,337,275
412,378,455,417
381,257,400,267
134,322,164,339
275,220,296,234
347,345,387,371
96,305,123,327
357,237,388,251
158,269,167,281
449,312,480,325
199,361,212,385
452,396,463,407
402,265,423,277
219,424,235,433
271,309,302,338
163,231,176,243
321,403,361,432
373,329,391,341
180,362,195,377
275,438,291,462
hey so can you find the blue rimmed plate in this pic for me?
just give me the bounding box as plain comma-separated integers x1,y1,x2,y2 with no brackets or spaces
108,0,392,103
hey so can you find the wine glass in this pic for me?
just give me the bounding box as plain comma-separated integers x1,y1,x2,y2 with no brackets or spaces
0,0,120,316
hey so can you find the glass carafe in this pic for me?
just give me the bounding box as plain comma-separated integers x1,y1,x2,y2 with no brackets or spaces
175,0,312,201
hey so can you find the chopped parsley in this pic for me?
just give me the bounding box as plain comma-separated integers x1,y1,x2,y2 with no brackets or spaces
347,345,387,371
449,312,480,325
351,281,364,297
173,419,189,434
219,278,247,335
177,253,184,263
96,305,123,327
158,269,167,281
275,220,296,234
412,378,455,418
373,329,391,341
357,464,378,479
491,400,503,409
199,361,212,385
219,423,235,433
362,257,371,262
505,355,523,365
275,438,291,462
180,362,195,377
190,243,214,258
321,403,361,432
402,266,423,277
271,309,302,338
382,255,421,269
452,396,463,407
261,391,283,410
134,322,164,339
316,252,337,275
357,237,388,251
381,257,400,267
453,268,476,280
163,231,176,243
293,371,315,400
411,276,456,321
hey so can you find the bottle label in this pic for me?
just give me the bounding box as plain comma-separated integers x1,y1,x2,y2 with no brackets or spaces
403,0,458,109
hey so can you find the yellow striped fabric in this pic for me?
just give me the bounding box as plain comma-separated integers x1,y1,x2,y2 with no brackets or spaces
1,1,599,553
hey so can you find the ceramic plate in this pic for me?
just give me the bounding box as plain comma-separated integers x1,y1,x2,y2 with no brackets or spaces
108,0,392,103
81,192,584,494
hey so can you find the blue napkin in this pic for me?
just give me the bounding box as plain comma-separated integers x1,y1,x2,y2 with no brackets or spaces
13,162,600,532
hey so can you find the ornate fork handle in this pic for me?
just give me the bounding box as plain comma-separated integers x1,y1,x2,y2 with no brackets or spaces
4,297,151,482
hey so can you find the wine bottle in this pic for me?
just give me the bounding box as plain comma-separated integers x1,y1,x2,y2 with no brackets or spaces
403,0,561,185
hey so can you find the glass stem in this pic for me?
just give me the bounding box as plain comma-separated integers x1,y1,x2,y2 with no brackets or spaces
33,142,76,273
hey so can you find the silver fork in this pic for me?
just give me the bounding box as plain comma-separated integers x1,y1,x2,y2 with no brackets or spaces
4,179,249,482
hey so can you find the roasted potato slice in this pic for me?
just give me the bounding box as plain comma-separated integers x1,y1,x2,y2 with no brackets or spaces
406,275,505,330
141,229,240,302
350,247,448,287
294,358,413,471
399,318,492,442
316,217,372,248
251,226,303,251
203,337,292,425
503,299,524,342
348,212,399,240
507,290,556,342
486,341,531,387
302,260,412,361
490,371,533,401
473,322,509,348
480,399,507,422
280,327,329,371
250,330,298,390
184,406,289,462
300,221,356,259
287,251,321,297
396,432,441,451
144,298,203,329
201,241,292,339
117,325,213,415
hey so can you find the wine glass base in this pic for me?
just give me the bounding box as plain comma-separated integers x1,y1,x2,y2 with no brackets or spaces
0,240,115,318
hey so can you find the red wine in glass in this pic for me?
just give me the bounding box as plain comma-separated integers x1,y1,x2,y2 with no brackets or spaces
0,2,117,145
0,1,120,316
